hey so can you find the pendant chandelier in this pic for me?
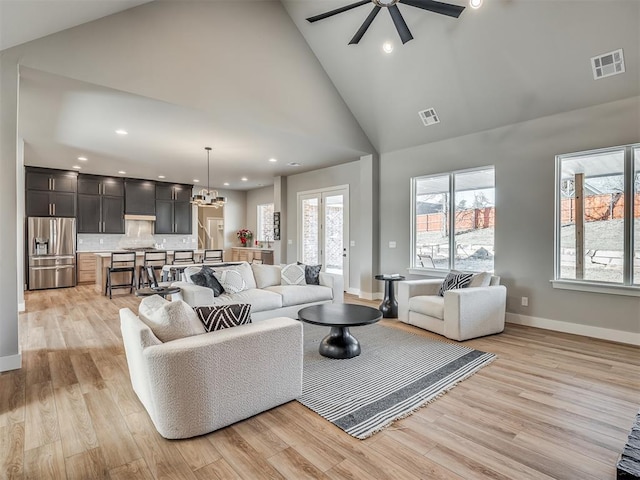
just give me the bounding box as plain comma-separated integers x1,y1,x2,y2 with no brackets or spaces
191,147,226,208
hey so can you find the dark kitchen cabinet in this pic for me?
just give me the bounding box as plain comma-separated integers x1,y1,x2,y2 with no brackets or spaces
125,179,156,216
155,183,192,234
77,175,124,233
25,167,77,217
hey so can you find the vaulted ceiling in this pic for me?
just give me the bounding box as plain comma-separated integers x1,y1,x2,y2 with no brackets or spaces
2,0,639,187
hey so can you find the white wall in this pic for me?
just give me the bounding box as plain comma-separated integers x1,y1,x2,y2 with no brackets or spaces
219,189,247,259
379,96,640,335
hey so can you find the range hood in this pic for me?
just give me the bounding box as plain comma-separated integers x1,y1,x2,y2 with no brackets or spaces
124,214,156,221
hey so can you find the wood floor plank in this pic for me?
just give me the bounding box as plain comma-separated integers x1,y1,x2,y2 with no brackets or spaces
11,286,640,480
23,439,65,480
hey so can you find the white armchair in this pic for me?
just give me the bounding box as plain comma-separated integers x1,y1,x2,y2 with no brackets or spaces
120,308,302,439
397,275,506,341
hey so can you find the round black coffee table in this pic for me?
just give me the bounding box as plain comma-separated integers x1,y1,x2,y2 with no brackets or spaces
298,304,382,359
135,286,180,298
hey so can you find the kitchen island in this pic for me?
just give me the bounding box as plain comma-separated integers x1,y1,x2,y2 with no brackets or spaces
230,247,274,264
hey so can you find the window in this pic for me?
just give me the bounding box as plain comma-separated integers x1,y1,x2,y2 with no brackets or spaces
555,144,639,290
412,166,495,273
256,203,274,242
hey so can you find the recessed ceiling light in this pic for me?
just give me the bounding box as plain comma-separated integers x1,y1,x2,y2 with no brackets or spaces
115,129,128,135
241,177,248,182
287,162,301,167
223,182,230,186
158,175,165,179
469,0,482,9
118,170,126,174
72,165,81,170
193,179,200,183
269,158,278,163
77,156,87,161
382,42,393,54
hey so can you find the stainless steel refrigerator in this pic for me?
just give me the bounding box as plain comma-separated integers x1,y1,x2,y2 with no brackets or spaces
27,217,76,290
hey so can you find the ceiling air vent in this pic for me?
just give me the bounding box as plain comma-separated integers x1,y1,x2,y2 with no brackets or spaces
419,108,440,127
591,49,625,80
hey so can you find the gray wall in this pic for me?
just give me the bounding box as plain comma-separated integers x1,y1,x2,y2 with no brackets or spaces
379,96,640,334
285,160,362,292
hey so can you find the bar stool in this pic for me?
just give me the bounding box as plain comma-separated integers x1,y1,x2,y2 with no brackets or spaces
105,252,136,299
203,249,223,265
138,251,168,288
172,250,195,265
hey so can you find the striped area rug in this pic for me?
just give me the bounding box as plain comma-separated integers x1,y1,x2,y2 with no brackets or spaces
298,322,496,439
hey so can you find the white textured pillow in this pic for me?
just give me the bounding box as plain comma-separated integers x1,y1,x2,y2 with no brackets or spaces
138,296,205,342
251,263,282,289
214,262,256,290
214,269,247,294
469,272,492,288
281,263,306,286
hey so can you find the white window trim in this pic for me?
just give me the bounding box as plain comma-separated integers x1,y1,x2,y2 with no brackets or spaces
553,143,639,294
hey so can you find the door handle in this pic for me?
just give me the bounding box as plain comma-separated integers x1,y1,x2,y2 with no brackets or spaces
52,178,55,191
52,204,56,216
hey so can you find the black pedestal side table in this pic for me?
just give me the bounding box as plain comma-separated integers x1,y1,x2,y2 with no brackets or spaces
374,274,406,318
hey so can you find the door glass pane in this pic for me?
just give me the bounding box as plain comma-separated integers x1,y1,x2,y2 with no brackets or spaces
257,203,274,242
559,150,625,283
301,197,319,265
453,169,495,272
414,175,450,269
635,147,640,285
324,194,343,275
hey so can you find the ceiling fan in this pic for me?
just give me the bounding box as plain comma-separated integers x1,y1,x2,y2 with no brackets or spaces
306,0,465,45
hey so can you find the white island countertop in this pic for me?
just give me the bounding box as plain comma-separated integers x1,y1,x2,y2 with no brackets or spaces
92,249,206,258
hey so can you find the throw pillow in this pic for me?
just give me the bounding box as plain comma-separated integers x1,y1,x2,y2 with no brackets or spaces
214,262,257,290
190,265,224,296
138,296,205,342
469,271,492,288
251,263,282,289
213,269,246,294
193,304,252,332
297,262,322,285
281,263,306,285
438,272,474,297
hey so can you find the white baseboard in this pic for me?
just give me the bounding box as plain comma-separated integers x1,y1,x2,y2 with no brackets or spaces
18,302,25,312
346,288,360,296
506,313,640,346
0,352,22,373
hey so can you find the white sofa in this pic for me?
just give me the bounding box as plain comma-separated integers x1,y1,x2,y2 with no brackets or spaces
172,262,344,321
120,307,303,439
397,275,506,341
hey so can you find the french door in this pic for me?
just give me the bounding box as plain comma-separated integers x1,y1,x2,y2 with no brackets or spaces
298,186,349,289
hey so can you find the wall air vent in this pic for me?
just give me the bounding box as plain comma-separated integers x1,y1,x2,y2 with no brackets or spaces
418,108,440,127
591,49,625,80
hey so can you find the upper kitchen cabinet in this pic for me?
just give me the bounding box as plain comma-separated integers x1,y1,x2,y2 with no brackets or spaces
77,175,125,233
156,183,192,202
25,167,77,217
155,182,193,234
125,179,156,216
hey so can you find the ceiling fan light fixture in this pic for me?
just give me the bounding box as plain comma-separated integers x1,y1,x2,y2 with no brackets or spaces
191,147,226,208
469,0,482,9
382,41,394,53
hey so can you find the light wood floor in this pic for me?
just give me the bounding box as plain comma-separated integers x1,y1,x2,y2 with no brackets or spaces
1,286,639,479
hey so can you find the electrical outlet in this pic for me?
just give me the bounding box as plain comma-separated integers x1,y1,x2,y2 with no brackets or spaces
350,240,356,247
288,239,293,245
99,238,103,244
78,239,83,244
192,238,196,243
389,241,396,248
521,296,528,307
163,239,166,243
182,238,186,243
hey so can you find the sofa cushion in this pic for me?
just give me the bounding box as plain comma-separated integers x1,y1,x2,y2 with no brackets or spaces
207,289,283,313
438,272,473,296
408,295,445,320
194,304,252,332
138,296,206,342
265,285,333,307
251,263,282,289
189,265,224,296
215,262,257,290
281,264,306,286
297,262,322,285
469,271,492,288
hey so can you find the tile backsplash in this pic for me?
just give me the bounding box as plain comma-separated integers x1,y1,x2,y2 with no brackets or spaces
77,234,197,252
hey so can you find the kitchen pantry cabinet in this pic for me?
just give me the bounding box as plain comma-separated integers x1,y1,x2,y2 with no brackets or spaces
77,175,124,233
25,168,77,217
155,183,192,234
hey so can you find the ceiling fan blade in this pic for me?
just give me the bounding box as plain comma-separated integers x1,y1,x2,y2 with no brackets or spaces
349,6,382,45
400,0,465,18
388,5,414,44
306,0,371,23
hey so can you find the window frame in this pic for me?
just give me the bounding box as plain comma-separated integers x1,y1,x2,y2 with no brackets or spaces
256,203,274,242
410,165,495,275
552,143,640,296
